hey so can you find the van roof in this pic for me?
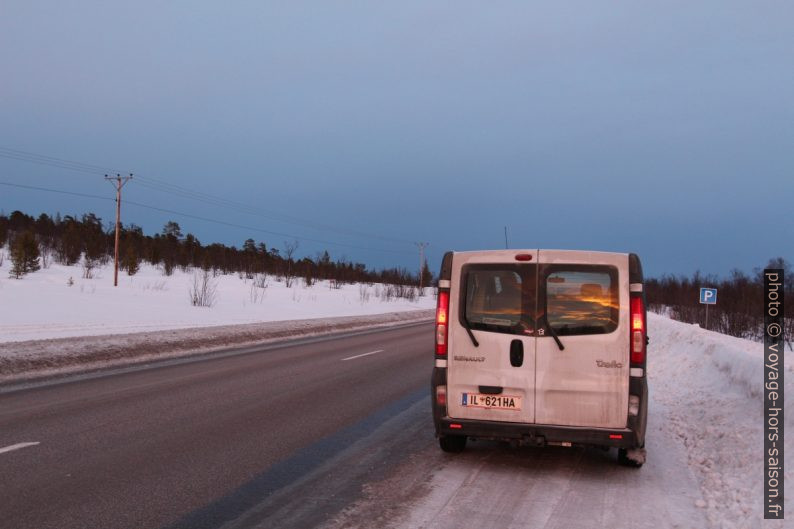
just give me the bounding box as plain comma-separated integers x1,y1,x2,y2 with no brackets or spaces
441,250,643,284
452,249,630,257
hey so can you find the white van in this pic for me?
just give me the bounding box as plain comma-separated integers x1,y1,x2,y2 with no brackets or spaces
431,250,648,466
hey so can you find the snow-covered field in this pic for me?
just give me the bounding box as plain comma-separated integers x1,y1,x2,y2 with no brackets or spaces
0,255,434,342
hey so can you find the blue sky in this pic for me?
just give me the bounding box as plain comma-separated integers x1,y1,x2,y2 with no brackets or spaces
1,1,791,278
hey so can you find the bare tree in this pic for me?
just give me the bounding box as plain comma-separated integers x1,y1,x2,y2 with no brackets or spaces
190,269,218,307
249,273,268,303
249,283,266,304
82,252,100,279
359,284,371,303
283,240,299,288
254,273,269,289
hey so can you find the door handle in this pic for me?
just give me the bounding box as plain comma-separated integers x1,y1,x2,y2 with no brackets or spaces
510,339,524,367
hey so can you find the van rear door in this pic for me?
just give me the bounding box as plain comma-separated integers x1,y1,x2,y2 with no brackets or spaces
534,250,630,429
446,251,538,424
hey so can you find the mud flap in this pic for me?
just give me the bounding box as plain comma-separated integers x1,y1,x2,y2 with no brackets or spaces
622,447,647,466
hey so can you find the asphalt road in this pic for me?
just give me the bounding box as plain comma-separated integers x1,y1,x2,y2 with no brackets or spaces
0,322,434,529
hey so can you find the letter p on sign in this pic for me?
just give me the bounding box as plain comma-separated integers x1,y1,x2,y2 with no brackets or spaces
700,288,717,305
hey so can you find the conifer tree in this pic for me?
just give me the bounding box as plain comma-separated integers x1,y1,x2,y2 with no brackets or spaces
9,230,40,278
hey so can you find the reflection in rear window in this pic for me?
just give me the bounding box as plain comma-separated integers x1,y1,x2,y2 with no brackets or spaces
545,269,618,335
463,266,536,336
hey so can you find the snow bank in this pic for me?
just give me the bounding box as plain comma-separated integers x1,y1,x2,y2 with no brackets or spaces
649,312,792,527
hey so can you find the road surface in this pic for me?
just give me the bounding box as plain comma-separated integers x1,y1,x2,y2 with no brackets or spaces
0,323,432,529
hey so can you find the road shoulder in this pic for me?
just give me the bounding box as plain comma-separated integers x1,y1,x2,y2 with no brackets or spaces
0,310,433,384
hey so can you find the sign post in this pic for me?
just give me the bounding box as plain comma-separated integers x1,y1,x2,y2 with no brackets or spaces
699,288,717,329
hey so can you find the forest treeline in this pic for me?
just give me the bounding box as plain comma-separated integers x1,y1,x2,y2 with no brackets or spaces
0,210,433,287
645,258,792,348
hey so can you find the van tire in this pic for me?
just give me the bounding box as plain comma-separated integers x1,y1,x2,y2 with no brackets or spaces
439,435,467,453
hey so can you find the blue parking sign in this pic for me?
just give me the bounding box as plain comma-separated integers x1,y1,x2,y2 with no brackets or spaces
699,288,717,305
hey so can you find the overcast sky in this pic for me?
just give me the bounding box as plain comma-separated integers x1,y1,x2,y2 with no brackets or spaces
1,1,791,278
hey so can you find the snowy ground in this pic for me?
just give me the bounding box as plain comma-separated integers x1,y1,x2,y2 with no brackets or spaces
323,313,792,529
647,312,792,527
0,255,434,342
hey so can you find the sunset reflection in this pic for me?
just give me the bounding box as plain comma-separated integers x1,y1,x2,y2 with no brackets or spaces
546,271,618,334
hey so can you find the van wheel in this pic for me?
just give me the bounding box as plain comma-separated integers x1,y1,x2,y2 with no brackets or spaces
618,447,646,468
439,435,467,453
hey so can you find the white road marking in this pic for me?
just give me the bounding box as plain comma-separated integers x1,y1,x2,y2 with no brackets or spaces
0,442,40,455
341,350,385,362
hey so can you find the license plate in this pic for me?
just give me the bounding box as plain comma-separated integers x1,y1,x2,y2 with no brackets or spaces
461,393,522,411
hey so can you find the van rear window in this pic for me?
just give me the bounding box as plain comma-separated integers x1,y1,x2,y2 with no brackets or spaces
462,265,537,336
544,268,618,335
461,264,618,338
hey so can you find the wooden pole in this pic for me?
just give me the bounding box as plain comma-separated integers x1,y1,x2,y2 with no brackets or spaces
105,174,132,287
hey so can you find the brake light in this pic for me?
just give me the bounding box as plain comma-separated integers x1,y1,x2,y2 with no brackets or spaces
609,434,623,440
631,298,643,331
630,295,645,365
436,290,450,355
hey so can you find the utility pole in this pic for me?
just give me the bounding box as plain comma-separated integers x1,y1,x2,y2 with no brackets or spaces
504,226,509,249
105,173,133,287
415,242,429,289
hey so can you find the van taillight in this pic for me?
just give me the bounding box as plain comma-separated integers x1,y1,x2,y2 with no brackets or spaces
436,290,450,355
630,295,645,365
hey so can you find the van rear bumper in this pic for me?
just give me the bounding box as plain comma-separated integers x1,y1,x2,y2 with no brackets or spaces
436,417,639,449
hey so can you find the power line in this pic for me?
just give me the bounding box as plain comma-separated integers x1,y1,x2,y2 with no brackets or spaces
0,181,113,201
122,199,412,255
134,174,417,245
0,145,418,246
0,181,413,256
0,151,107,176
132,177,415,245
0,147,120,176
